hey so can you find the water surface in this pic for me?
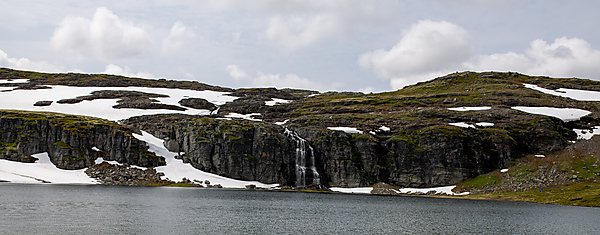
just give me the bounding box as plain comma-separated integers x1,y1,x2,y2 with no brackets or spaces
0,184,597,234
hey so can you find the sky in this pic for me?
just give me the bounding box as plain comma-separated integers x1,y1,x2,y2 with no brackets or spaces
1,0,599,92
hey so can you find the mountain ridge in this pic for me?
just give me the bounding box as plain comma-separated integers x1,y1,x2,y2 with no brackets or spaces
1,68,599,205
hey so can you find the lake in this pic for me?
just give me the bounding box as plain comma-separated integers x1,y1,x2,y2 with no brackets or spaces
0,184,598,234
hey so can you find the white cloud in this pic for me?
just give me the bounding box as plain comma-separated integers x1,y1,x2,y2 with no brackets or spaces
358,20,472,89
162,21,196,53
0,49,64,72
226,64,339,91
50,7,152,60
359,20,600,90
226,64,249,81
465,37,600,79
264,0,395,51
103,64,154,78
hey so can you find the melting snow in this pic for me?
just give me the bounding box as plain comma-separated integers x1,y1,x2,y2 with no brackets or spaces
329,187,373,194
274,119,289,125
447,107,492,111
265,98,290,106
500,169,509,173
396,185,469,195
330,185,468,195
524,84,600,101
133,131,278,189
449,122,476,128
0,153,96,184
379,126,390,132
476,122,494,127
0,79,29,84
535,155,545,158
511,106,591,121
573,126,600,140
0,85,239,121
327,127,363,134
224,112,262,121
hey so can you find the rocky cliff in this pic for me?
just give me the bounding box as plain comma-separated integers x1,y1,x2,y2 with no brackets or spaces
123,110,574,188
0,110,164,169
1,69,596,188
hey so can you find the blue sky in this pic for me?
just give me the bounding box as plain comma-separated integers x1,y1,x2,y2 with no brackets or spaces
1,0,599,92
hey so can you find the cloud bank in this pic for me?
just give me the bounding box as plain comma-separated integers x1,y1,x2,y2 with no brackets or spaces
226,64,339,91
103,64,154,78
359,20,600,90
50,7,152,60
0,49,63,72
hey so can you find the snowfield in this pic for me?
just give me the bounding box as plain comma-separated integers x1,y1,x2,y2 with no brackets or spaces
0,153,96,184
265,98,290,106
327,127,363,134
0,85,239,121
511,106,591,121
524,84,600,101
330,185,468,195
573,126,600,140
133,131,279,189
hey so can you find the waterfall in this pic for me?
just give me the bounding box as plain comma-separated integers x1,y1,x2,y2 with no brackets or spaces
284,128,320,188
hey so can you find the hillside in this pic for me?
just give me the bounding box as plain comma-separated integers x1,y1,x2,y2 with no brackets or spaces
1,68,599,205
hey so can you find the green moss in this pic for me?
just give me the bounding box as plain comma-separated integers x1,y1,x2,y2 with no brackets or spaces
1,142,17,151
52,141,73,149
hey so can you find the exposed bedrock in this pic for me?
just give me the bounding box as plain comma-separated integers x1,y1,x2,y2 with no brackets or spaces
123,114,574,188
0,111,164,170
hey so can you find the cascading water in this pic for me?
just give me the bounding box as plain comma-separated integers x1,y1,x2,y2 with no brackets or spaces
284,128,320,188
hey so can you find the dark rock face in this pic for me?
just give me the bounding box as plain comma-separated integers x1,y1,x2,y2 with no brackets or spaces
113,96,186,111
0,111,165,170
124,115,298,186
33,100,53,106
178,98,217,111
219,96,271,114
55,90,187,111
123,114,573,188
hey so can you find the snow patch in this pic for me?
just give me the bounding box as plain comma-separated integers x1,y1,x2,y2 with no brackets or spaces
476,122,494,127
133,131,278,188
379,126,390,132
0,79,29,84
449,122,476,128
447,107,491,111
327,127,363,134
0,152,96,184
331,185,468,195
265,98,290,106
511,106,591,121
224,113,262,121
397,185,469,195
91,147,100,152
0,85,239,121
573,126,600,140
535,155,545,158
501,169,509,173
329,187,373,194
274,119,289,125
524,84,600,101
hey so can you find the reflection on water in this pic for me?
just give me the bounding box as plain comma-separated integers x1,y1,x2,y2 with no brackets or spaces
0,184,598,234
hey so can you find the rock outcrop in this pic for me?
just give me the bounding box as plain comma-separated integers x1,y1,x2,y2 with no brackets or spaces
123,112,574,188
0,110,165,170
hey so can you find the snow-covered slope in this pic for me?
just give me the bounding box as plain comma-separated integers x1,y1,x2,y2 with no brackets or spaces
133,131,279,189
0,85,239,121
